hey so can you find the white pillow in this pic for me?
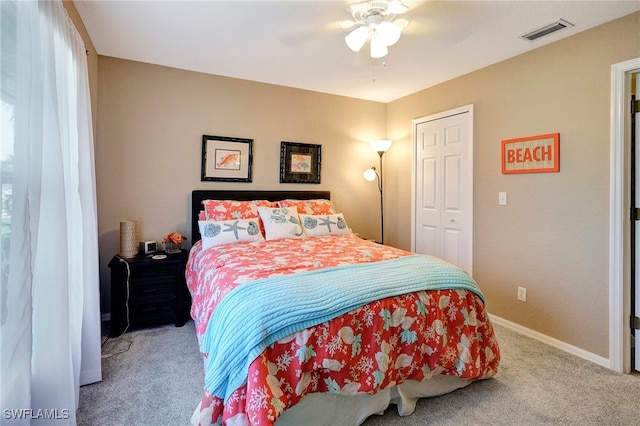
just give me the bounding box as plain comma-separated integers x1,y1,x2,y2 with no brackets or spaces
257,207,305,240
299,213,351,237
198,218,264,250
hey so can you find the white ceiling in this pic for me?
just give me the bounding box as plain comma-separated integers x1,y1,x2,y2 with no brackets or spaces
74,0,640,103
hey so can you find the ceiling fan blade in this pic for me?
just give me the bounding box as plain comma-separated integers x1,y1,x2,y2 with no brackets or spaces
387,0,409,15
277,1,350,47
339,19,358,30
277,26,331,47
384,0,475,48
349,1,373,14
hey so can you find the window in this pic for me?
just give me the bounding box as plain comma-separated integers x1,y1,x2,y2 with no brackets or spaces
0,0,15,309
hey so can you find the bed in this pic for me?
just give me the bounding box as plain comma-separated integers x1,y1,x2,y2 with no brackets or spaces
187,190,500,426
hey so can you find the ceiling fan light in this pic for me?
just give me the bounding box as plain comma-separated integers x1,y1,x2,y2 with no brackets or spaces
377,21,402,46
394,18,409,31
370,33,388,58
345,25,369,52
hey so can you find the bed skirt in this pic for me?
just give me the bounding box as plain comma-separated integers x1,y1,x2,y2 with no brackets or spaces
275,376,472,425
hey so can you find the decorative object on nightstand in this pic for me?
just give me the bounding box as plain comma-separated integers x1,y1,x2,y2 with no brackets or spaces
363,139,392,244
108,250,190,337
162,231,186,254
119,220,138,258
139,240,157,254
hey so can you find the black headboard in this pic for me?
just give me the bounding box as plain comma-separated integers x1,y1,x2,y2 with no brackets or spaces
191,190,331,242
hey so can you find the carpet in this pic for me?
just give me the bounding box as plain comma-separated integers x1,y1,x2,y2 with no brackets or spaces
77,320,639,425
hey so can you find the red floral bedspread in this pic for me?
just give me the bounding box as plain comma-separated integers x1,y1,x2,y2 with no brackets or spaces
186,235,500,426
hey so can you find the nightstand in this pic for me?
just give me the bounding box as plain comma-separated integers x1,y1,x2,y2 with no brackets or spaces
108,249,190,337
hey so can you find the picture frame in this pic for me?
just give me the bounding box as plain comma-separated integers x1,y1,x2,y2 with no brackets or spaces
279,141,321,184
501,132,560,174
201,135,253,182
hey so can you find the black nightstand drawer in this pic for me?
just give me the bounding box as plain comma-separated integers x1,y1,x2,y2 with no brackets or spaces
129,291,175,308
130,278,176,301
129,302,175,324
108,250,190,337
130,264,176,281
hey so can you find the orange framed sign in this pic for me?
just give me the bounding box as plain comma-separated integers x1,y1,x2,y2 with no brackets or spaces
501,133,559,174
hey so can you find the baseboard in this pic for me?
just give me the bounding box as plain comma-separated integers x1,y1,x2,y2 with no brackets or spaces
488,313,610,369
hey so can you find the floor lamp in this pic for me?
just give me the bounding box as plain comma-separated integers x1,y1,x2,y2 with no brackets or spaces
363,139,392,244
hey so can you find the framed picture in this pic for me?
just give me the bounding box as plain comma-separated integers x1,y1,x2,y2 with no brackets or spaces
280,141,321,184
201,135,253,182
501,132,559,174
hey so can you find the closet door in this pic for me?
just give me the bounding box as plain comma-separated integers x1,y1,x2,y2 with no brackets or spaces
412,105,473,274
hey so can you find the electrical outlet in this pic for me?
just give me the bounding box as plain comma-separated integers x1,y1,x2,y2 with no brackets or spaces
517,286,527,302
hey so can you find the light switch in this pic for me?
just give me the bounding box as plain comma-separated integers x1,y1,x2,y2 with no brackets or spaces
498,192,507,205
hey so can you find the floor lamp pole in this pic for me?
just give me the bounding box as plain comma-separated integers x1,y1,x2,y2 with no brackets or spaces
378,151,384,245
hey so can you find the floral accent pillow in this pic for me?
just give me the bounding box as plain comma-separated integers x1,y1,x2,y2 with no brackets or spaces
277,199,335,215
257,207,305,241
201,200,272,221
198,219,264,250
299,213,351,237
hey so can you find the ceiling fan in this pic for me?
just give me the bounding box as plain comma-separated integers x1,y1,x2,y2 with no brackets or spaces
340,0,411,58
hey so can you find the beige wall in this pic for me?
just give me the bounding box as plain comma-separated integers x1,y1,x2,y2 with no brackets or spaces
96,58,387,310
385,11,640,358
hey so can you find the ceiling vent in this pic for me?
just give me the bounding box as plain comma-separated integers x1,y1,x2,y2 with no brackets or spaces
521,19,574,41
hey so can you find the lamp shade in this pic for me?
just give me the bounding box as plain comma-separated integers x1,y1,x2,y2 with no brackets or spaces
370,139,392,153
119,220,138,258
363,167,377,181
345,26,369,52
370,32,388,59
377,21,402,46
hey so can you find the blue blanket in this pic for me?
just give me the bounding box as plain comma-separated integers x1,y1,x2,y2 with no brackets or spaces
201,254,484,402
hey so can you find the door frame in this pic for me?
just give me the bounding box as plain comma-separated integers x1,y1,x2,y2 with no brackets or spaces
609,57,640,373
411,104,474,274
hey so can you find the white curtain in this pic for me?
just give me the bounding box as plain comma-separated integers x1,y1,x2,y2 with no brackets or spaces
0,0,101,424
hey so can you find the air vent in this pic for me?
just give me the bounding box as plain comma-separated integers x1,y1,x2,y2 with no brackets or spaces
521,19,574,41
